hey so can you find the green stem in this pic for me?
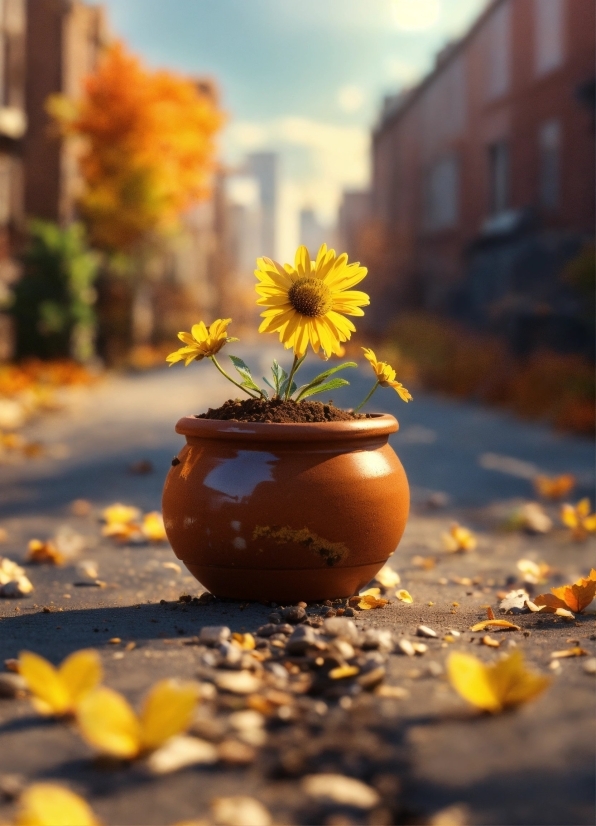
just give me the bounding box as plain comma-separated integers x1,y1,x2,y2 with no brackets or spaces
284,353,302,400
211,356,260,399
353,381,380,413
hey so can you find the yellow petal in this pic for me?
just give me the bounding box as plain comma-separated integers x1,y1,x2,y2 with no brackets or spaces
447,652,501,712
139,679,198,751
77,687,141,758
19,652,71,716
375,565,401,588
560,503,578,528
59,649,103,705
396,589,413,603
15,783,100,826
576,498,591,518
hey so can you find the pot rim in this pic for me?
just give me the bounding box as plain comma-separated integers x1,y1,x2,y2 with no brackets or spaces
175,412,398,443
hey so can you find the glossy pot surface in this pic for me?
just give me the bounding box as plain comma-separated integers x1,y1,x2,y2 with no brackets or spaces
162,414,409,602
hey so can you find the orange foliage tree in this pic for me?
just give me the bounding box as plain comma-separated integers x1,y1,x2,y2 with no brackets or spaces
49,41,223,253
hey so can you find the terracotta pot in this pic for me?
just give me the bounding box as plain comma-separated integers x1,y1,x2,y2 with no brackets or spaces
162,414,409,603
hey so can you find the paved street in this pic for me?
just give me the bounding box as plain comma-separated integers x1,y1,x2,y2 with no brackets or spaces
0,348,594,825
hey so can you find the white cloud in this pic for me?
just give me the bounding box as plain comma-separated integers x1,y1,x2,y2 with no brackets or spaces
385,56,422,86
337,84,365,113
391,0,442,31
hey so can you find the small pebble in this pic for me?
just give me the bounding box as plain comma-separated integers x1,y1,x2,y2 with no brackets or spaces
323,617,359,643
397,639,416,657
199,626,231,646
268,612,282,624
426,661,443,677
583,657,596,675
280,605,307,624
361,628,393,651
302,773,381,809
344,607,356,617
285,625,319,655
416,625,437,639
0,673,26,698
256,624,281,638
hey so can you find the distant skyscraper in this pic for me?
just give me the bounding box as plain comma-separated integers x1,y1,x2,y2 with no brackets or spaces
299,208,328,255
246,152,278,259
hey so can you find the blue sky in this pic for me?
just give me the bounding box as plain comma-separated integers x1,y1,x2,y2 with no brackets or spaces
96,0,488,254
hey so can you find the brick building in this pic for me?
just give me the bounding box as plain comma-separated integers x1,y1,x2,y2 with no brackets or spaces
370,0,595,352
24,0,107,224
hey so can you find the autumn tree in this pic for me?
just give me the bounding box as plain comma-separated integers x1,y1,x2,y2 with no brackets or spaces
50,41,223,254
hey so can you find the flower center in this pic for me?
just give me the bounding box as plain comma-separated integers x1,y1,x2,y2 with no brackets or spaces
288,277,332,317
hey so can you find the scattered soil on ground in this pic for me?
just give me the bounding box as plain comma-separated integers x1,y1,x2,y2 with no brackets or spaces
197,397,368,423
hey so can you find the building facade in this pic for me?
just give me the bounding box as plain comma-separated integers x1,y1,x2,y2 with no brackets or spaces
370,0,595,349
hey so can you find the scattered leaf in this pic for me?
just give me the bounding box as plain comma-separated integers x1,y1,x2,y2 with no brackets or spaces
232,633,256,650
396,589,413,604
517,559,552,584
142,512,167,542
0,557,33,598
26,540,64,566
19,649,102,717
442,523,477,553
14,782,100,826
481,635,500,648
329,665,359,680
499,590,531,614
533,473,575,500
76,679,198,758
560,499,596,541
101,503,140,525
374,565,401,588
534,569,596,614
411,555,436,569
486,606,495,620
550,647,588,659
508,502,553,534
447,650,550,712
211,796,272,826
470,619,520,632
147,734,217,774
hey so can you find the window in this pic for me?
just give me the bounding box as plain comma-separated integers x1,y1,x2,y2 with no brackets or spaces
488,141,509,215
425,155,459,230
539,120,561,209
487,1,510,99
535,0,564,75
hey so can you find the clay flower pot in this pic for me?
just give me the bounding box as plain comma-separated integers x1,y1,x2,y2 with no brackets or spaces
162,413,409,603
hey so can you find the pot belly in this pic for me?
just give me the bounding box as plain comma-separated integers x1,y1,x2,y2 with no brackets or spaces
162,438,409,601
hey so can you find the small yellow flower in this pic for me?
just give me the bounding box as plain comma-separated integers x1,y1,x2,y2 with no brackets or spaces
19,649,103,716
142,511,167,542
15,783,100,826
560,498,596,541
255,244,369,357
362,348,412,402
166,319,237,366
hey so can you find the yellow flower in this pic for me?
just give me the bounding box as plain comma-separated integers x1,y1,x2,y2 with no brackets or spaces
142,511,167,542
560,498,596,541
255,244,369,357
15,783,100,826
166,319,237,366
362,348,412,402
76,679,198,759
447,650,550,713
19,649,103,716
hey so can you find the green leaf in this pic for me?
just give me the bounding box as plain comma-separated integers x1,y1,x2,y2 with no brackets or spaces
296,362,357,400
229,355,262,395
280,378,297,398
263,376,276,392
298,377,350,400
271,360,287,396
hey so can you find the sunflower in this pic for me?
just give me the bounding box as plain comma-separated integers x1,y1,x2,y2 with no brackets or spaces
255,244,369,357
362,348,413,402
166,319,237,366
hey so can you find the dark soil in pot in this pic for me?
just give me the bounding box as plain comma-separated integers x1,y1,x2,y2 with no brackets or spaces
196,397,370,423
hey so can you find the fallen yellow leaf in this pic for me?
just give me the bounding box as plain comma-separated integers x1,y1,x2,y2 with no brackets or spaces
481,635,500,648
76,679,198,759
375,565,401,588
396,589,413,604
328,665,359,680
101,503,140,525
232,633,256,650
19,650,102,717
534,569,596,614
550,647,588,659
442,523,477,553
142,511,167,542
533,473,575,500
447,650,550,713
470,620,520,632
15,783,100,826
560,499,596,541
26,540,64,566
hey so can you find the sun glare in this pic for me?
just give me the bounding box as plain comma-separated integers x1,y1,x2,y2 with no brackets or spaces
391,0,442,31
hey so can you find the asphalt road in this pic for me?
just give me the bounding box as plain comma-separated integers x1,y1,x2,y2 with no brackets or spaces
0,348,594,826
